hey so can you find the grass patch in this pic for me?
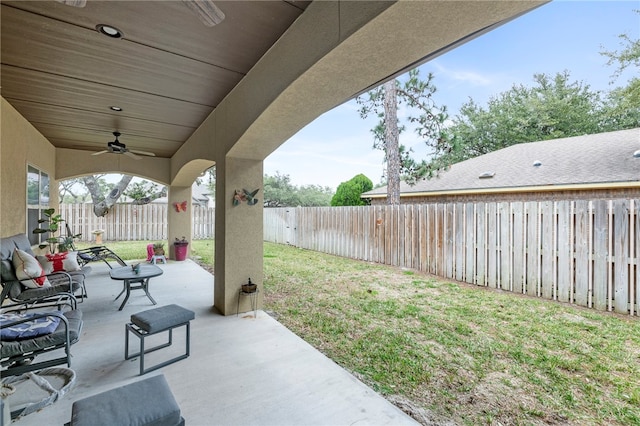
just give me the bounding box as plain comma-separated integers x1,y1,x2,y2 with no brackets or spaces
88,240,640,425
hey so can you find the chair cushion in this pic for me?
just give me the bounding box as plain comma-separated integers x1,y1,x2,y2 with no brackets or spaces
0,311,62,341
131,305,195,334
0,233,34,262
71,374,182,426
0,309,83,359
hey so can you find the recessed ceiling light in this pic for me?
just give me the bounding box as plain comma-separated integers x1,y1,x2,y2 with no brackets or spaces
533,160,542,167
110,106,123,111
96,24,123,39
479,172,495,179
634,150,640,158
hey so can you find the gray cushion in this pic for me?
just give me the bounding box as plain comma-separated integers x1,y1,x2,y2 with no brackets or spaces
131,304,195,334
0,309,83,359
0,233,34,262
71,374,182,426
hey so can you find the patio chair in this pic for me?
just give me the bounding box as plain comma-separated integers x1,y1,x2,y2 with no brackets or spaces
1,233,85,311
1,307,83,377
75,246,127,269
66,225,127,269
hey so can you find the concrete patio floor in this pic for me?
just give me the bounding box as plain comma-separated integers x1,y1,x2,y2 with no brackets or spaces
6,259,418,425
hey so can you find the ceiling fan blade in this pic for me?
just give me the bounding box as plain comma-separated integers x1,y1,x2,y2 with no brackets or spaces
123,151,141,160
92,150,109,156
130,149,156,157
54,0,87,7
182,0,225,27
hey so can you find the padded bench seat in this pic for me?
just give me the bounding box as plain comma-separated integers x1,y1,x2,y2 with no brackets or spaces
70,374,184,426
126,304,195,375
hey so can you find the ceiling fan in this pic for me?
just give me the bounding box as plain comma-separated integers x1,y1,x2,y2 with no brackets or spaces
54,0,225,27
92,132,156,160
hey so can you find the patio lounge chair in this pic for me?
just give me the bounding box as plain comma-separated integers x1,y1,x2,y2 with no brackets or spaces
75,246,127,269
65,225,126,269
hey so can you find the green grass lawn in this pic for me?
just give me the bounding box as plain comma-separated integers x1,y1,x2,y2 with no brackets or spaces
81,240,640,425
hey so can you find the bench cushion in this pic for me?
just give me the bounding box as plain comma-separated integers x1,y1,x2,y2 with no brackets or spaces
71,374,183,426
131,304,195,334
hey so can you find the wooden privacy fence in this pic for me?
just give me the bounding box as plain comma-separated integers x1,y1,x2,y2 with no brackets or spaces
264,200,640,316
58,204,215,241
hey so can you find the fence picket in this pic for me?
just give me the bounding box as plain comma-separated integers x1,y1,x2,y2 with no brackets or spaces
574,201,590,306
613,200,630,313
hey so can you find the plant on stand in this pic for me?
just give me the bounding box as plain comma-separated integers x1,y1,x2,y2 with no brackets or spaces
32,208,80,271
153,242,165,256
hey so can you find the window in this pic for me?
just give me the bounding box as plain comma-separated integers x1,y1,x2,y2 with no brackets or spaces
27,165,50,246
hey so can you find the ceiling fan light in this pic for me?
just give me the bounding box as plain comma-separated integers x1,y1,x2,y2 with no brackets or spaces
55,0,87,7
182,0,225,27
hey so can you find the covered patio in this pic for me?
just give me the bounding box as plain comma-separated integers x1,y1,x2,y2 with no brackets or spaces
6,260,419,425
1,0,548,316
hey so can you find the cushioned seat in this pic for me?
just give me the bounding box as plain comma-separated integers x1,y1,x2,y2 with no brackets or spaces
0,233,91,310
70,374,184,426
1,309,83,376
131,304,195,333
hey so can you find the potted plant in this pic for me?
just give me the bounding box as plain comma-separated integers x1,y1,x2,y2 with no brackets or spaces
32,208,79,271
173,236,189,261
153,242,165,256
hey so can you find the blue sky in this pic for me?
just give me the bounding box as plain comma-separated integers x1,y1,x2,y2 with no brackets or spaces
264,1,640,191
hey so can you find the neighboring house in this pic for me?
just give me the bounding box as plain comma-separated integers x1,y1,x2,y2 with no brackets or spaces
363,128,640,204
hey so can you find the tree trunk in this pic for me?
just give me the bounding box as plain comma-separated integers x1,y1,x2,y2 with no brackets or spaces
383,80,401,205
84,175,133,217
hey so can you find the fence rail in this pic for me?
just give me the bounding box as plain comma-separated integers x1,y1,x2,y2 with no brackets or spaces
264,200,640,316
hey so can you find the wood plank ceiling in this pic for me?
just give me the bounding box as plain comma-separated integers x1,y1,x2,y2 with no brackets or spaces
1,0,310,158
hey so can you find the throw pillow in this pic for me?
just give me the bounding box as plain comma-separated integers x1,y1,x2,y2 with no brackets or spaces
12,248,51,289
62,251,82,272
37,255,54,274
37,251,81,273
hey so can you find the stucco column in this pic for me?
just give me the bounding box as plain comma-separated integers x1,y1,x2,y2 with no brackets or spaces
167,186,192,260
214,156,263,315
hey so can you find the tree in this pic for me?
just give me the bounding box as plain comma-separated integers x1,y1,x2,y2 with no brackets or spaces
357,69,449,205
84,175,132,217
331,174,372,207
59,178,89,203
434,71,623,166
123,181,167,205
600,10,640,124
263,172,332,207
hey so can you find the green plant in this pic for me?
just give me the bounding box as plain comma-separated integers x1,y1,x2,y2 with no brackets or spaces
153,242,164,250
32,208,79,253
174,236,188,246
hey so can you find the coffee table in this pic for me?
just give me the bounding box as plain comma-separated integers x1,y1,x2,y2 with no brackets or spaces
110,264,163,311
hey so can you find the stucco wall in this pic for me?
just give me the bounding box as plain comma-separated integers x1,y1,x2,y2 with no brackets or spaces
1,96,58,237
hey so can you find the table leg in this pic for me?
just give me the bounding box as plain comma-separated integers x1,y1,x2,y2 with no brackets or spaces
118,279,132,311
142,278,157,305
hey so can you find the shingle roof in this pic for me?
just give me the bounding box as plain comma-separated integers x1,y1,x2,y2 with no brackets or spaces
363,128,640,197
